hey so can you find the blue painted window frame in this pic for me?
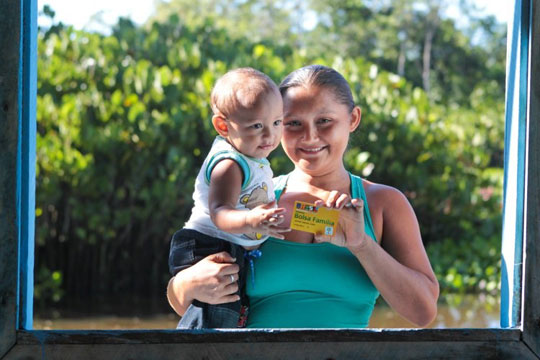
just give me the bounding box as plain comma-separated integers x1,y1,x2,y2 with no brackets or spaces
14,0,531,331
6,0,538,356
500,0,531,328
17,0,37,331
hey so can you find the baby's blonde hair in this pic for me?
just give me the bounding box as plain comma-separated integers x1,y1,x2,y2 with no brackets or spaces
211,68,279,118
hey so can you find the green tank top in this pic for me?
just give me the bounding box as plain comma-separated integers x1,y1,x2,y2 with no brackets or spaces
246,172,380,328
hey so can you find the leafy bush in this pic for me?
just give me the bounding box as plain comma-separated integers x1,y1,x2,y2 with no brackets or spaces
35,14,504,304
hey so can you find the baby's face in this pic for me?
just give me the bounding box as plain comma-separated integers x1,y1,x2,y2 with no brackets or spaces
224,92,283,159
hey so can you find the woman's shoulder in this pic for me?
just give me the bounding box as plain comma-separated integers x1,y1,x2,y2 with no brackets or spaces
362,179,402,196
359,179,414,241
361,179,410,211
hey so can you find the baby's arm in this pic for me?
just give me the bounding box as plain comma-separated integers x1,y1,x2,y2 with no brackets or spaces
208,159,290,239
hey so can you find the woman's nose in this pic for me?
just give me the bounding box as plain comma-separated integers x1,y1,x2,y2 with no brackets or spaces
302,124,318,141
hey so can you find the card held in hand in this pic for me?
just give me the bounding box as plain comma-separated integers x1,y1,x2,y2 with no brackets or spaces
290,201,340,236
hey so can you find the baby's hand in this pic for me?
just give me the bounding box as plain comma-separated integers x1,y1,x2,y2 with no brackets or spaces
244,201,291,239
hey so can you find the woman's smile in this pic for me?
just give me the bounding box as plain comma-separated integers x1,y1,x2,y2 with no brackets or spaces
298,145,328,154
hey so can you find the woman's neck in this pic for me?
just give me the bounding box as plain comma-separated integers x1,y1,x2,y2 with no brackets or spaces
290,166,350,193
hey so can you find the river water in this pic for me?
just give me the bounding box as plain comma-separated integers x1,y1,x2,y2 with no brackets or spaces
33,294,499,330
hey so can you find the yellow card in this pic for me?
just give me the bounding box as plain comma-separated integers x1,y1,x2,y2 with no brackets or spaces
290,201,340,236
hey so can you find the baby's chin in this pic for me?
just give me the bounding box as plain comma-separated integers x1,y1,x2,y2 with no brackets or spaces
254,146,279,158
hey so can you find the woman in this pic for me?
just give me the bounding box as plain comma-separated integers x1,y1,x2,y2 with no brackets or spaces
167,65,439,328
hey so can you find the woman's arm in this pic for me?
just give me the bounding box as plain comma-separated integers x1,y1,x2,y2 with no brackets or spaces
166,252,241,316
355,185,439,327
315,185,439,327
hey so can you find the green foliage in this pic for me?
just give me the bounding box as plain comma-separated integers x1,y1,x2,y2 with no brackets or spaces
35,6,505,304
34,268,64,308
428,232,501,295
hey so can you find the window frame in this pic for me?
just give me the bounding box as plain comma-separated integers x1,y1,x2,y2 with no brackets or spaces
1,0,539,358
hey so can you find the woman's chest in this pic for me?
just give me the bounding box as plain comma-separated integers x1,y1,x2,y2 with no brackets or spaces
247,240,378,300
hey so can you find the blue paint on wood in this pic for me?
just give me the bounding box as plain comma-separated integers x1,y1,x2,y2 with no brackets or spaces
15,0,24,333
17,0,37,330
500,0,530,328
4,0,534,342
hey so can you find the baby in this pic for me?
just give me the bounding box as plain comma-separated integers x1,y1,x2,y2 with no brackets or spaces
168,68,289,328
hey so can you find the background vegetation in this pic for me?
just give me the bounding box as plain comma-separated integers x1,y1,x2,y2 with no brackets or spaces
35,0,506,312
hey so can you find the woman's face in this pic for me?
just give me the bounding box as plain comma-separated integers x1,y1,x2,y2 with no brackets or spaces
281,85,361,177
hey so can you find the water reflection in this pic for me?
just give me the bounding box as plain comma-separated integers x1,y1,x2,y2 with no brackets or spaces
369,294,500,328
33,294,499,330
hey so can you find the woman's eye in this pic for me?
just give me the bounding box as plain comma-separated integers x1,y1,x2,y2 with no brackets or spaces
318,118,331,124
284,120,301,127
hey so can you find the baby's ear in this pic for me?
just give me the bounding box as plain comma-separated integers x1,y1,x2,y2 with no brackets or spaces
212,115,228,136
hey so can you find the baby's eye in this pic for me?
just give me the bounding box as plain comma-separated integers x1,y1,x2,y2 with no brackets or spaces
251,123,263,129
273,119,283,126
